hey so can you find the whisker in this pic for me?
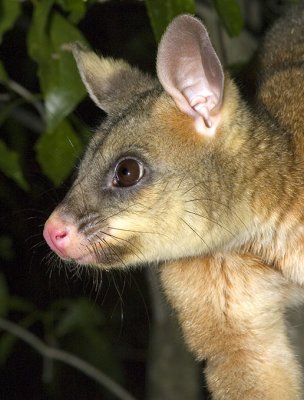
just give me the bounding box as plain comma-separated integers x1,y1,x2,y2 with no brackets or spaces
43,252,62,280
95,204,140,226
108,226,164,236
184,209,235,238
25,216,47,222
95,237,113,266
109,272,125,332
177,171,191,190
101,239,126,325
70,259,87,282
110,273,124,306
102,238,126,268
180,218,211,253
182,179,208,196
184,197,249,233
79,181,90,216
91,241,102,264
100,274,111,306
30,240,47,251
98,231,145,262
92,267,103,300
67,136,82,161
131,271,151,328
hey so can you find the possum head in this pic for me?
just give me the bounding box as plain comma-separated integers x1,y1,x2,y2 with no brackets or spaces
43,15,252,269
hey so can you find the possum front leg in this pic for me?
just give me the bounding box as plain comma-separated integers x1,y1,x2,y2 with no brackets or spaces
160,255,303,400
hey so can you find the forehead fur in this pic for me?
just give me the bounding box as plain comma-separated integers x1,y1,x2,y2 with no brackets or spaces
84,91,206,174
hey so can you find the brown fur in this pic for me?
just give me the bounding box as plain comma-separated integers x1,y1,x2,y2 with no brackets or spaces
44,6,304,399
161,256,303,399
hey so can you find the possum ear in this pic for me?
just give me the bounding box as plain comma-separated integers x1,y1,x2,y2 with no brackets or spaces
157,15,224,136
67,43,154,114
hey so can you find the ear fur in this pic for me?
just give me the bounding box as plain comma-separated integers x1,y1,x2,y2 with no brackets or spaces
157,15,224,136
66,42,155,115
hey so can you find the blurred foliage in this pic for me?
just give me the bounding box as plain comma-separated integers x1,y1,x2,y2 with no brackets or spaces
211,0,243,36
0,0,21,44
0,272,124,399
145,0,196,42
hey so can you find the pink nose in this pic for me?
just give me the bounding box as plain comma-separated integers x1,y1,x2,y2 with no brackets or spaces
43,217,71,258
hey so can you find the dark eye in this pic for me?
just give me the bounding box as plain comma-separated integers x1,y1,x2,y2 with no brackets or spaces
113,158,144,187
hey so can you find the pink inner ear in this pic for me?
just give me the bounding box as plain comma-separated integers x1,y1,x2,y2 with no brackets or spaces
156,15,224,134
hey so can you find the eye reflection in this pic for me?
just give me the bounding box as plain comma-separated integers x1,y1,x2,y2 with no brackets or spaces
113,158,144,187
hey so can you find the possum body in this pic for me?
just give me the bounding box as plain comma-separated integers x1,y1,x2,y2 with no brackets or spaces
44,6,304,399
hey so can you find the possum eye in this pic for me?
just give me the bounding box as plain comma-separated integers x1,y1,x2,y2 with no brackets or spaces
113,158,144,187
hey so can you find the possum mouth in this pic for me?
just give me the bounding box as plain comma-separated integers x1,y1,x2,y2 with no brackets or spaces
72,252,98,266
71,246,124,266
71,237,136,267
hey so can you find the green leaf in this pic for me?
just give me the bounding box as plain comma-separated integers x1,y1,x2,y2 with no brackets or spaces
0,0,21,44
145,0,196,42
0,140,29,190
56,0,87,23
28,3,87,133
0,274,9,318
45,12,87,132
212,0,244,37
27,0,54,61
36,119,82,186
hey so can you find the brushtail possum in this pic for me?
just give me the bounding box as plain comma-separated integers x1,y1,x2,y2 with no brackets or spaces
43,6,304,400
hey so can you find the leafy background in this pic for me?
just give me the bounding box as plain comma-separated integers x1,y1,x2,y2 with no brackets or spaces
0,0,301,399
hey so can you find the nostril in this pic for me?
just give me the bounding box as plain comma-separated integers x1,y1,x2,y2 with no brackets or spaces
50,228,70,248
43,223,71,258
54,230,68,241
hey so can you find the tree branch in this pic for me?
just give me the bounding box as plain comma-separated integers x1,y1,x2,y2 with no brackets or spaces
6,80,45,119
0,317,137,400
